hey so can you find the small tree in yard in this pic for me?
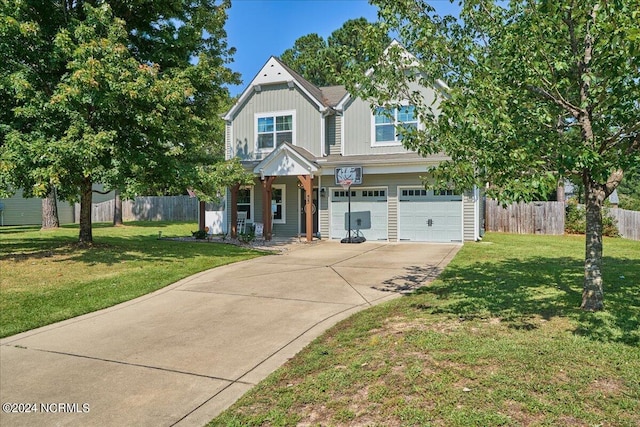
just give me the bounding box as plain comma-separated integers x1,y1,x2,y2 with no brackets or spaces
351,0,639,311
0,1,240,244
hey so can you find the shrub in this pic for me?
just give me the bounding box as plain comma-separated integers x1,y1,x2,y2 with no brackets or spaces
192,229,209,239
238,224,256,243
565,199,619,237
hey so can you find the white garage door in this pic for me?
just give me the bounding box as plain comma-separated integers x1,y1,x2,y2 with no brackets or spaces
331,188,388,241
399,188,462,242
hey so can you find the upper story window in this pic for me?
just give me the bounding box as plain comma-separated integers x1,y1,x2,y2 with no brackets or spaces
373,105,418,146
256,111,295,152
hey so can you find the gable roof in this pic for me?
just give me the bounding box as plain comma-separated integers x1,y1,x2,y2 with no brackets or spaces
335,39,450,110
253,142,319,177
223,56,331,121
320,85,348,107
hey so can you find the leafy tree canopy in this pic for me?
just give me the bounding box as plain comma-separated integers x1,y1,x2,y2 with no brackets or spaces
349,0,639,311
0,0,248,242
616,164,640,210
280,17,389,86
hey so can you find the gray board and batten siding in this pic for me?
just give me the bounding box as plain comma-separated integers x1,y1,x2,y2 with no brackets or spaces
341,82,440,156
228,83,324,161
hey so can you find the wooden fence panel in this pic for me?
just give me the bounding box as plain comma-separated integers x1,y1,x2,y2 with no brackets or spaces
77,195,199,223
485,200,565,235
608,208,640,241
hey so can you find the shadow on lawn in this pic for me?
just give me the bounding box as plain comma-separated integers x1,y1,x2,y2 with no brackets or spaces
374,265,445,293
2,235,256,266
411,256,639,346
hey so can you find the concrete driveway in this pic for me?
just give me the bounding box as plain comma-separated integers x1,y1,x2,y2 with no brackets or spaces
0,241,460,427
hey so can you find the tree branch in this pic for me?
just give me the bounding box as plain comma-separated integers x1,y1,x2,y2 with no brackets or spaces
526,84,581,117
604,169,624,197
92,189,112,195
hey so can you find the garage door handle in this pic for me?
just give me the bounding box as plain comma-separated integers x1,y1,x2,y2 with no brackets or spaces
427,219,433,227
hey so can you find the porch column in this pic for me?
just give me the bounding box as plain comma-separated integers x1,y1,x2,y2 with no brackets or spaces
198,200,206,231
297,174,314,242
230,183,240,238
261,176,277,240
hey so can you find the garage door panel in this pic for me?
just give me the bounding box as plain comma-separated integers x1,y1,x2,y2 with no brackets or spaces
399,198,461,242
331,188,388,241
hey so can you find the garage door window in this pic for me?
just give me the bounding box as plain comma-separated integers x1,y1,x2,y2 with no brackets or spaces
334,190,356,198
402,189,428,197
401,189,459,199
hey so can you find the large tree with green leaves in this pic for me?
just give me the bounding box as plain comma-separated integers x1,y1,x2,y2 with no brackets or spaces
1,0,244,243
351,0,639,311
616,164,640,211
281,18,389,86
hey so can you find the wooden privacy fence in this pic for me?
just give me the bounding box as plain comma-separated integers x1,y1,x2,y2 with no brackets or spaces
76,195,199,223
608,208,640,241
485,199,565,235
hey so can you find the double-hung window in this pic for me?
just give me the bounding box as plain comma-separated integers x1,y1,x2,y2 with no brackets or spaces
373,104,418,146
256,111,294,152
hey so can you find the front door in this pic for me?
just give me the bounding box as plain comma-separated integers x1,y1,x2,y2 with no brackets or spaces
300,188,318,236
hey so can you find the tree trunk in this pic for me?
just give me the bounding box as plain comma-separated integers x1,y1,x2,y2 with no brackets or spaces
556,180,565,203
79,178,93,244
113,190,123,226
581,175,605,311
41,186,60,229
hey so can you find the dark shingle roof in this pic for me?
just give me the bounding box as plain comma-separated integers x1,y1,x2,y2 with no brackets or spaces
319,85,348,107
273,57,327,107
318,152,450,165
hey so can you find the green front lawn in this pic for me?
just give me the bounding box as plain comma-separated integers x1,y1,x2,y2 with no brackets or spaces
210,233,640,426
0,222,263,338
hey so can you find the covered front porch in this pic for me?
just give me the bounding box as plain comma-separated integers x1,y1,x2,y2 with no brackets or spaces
229,143,321,242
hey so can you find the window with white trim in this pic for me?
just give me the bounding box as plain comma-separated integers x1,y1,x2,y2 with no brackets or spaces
373,105,418,145
237,187,252,220
256,111,294,152
271,184,286,224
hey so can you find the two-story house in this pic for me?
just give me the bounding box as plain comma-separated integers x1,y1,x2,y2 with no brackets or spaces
213,50,483,243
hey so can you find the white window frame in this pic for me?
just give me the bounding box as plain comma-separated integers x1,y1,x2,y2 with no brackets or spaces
237,186,254,221
271,184,286,224
255,110,296,153
371,102,418,147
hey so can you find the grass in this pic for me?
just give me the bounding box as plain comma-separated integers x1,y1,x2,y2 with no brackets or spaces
209,233,640,427
0,222,263,338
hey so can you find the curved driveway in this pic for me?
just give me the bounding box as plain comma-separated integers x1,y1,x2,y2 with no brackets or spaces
0,241,459,427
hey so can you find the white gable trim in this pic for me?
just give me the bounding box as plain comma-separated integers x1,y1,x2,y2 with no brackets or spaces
223,57,327,121
253,144,319,177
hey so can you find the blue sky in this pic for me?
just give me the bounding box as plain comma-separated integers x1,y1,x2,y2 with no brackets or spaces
224,0,459,96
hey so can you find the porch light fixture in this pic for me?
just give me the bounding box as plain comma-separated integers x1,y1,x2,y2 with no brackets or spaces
260,168,265,180
320,187,326,198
